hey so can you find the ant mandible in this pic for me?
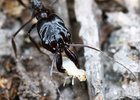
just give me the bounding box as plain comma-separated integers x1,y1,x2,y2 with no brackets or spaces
11,0,140,86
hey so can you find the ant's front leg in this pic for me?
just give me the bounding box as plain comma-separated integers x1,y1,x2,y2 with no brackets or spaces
12,18,33,58
65,47,79,69
56,51,66,73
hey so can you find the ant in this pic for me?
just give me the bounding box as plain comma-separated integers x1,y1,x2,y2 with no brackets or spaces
11,0,140,87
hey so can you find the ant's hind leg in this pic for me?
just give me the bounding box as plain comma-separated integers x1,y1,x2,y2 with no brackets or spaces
28,24,51,61
65,48,79,69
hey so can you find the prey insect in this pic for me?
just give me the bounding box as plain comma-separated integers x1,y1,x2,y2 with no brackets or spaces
11,0,140,86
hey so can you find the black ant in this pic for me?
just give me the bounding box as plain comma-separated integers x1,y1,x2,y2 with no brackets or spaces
11,0,140,87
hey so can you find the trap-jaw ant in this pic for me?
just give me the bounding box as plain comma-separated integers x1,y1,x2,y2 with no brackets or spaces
11,0,140,86
12,0,86,82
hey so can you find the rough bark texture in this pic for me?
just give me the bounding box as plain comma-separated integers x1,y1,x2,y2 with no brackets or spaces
105,0,140,99
74,0,104,100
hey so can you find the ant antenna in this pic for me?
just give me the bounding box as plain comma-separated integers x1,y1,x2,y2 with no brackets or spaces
66,43,140,88
50,52,57,79
49,52,63,99
49,51,64,99
50,78,64,99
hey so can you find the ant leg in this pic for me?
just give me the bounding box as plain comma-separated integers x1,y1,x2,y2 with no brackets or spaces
65,47,79,69
12,18,33,58
17,0,27,8
56,51,66,73
48,0,58,7
28,24,51,61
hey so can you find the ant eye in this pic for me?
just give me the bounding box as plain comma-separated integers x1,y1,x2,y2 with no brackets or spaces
67,32,71,37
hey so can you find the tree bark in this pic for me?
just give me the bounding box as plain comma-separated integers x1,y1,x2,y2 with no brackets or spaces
74,0,104,100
